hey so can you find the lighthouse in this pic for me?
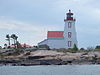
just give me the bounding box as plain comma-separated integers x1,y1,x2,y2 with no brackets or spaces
64,10,77,48
38,10,77,49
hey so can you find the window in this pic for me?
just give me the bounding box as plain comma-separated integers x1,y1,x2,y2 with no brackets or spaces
68,32,72,38
68,41,72,47
68,22,72,28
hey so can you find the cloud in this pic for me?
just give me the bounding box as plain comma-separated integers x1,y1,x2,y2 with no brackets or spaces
0,0,100,48
0,16,64,46
92,8,100,19
0,16,63,31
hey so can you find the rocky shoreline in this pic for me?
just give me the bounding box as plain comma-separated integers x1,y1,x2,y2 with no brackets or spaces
0,50,100,66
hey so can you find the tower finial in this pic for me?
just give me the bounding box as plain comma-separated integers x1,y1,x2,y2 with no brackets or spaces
69,9,71,13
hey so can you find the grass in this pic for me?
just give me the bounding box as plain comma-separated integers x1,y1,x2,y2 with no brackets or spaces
53,48,78,53
52,48,100,53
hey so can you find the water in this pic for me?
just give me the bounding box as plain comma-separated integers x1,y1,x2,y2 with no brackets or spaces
0,65,100,75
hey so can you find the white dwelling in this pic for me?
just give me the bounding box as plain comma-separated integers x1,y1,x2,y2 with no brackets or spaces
38,10,77,49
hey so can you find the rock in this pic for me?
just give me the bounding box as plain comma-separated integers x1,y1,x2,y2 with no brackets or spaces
27,56,45,60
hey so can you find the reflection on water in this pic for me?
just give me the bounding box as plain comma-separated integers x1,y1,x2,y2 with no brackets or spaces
0,65,100,75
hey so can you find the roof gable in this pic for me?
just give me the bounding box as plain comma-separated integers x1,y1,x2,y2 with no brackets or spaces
47,31,64,38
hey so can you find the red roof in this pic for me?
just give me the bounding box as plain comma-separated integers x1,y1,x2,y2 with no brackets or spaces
47,31,64,38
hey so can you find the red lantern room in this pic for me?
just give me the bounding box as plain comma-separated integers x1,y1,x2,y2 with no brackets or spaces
64,9,74,21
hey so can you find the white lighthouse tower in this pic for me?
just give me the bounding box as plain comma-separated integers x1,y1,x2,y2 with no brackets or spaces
38,10,77,49
64,10,77,48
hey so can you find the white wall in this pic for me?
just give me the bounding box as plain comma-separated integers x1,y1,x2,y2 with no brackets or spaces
38,19,78,49
38,39,48,46
38,38,65,49
47,38,65,49
64,20,78,48
38,14,78,49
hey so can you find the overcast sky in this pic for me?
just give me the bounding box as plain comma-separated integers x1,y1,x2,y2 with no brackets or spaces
0,0,100,48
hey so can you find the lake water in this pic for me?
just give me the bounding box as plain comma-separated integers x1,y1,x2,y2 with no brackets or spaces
0,65,100,75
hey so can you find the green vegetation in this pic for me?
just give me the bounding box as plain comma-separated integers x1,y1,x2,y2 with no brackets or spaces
55,48,68,53
38,44,50,50
72,44,78,52
5,34,28,50
0,34,100,54
11,34,18,48
0,46,2,49
55,48,77,53
95,46,100,49
6,34,11,47
56,44,79,53
5,34,18,49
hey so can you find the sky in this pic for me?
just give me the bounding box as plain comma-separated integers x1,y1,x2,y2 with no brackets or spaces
0,0,100,48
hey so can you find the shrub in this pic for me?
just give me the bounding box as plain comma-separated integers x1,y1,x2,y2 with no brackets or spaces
95,46,100,49
57,48,68,53
80,48,85,50
72,44,78,52
87,46,94,51
38,44,50,50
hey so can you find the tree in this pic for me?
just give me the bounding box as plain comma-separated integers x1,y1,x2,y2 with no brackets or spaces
80,48,85,50
15,35,18,44
11,34,16,45
23,43,26,48
16,41,21,48
6,34,10,47
4,44,7,49
11,34,18,48
95,46,100,49
0,46,2,49
87,46,94,50
38,44,50,50
72,44,78,52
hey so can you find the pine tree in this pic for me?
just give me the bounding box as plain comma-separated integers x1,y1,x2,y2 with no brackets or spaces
72,44,78,52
